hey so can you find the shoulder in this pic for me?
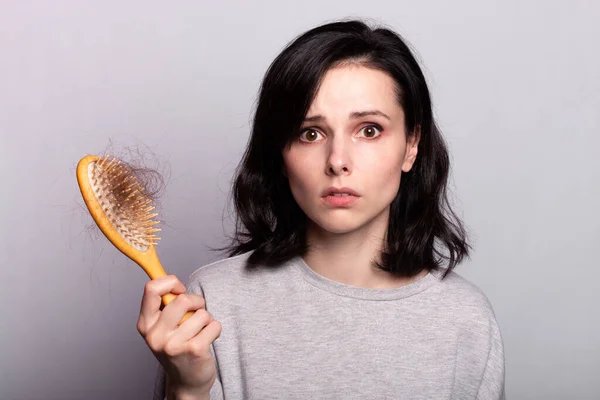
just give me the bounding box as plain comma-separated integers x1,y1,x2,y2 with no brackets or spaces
182,253,252,306
435,271,505,395
189,252,251,281
184,252,301,318
185,251,294,295
185,252,252,292
432,269,500,328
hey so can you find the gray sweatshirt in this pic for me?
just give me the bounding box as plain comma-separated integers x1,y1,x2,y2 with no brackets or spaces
154,253,505,399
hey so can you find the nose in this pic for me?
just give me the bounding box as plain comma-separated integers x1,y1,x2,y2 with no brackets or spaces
325,136,352,176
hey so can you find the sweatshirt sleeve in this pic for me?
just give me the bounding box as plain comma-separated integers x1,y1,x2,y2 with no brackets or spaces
475,313,506,400
451,285,506,400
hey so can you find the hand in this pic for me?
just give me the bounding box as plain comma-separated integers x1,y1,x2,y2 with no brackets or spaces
137,275,222,395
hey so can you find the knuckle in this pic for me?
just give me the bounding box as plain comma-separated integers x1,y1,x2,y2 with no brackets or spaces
144,330,163,352
210,320,223,339
163,340,181,358
189,341,208,356
136,319,146,336
143,280,157,295
169,275,181,286
195,295,206,307
175,294,192,308
196,309,211,322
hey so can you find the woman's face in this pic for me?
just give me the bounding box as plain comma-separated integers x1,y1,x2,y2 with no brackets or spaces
282,64,419,235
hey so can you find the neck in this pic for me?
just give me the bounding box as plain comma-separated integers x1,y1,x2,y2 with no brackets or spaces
303,209,426,289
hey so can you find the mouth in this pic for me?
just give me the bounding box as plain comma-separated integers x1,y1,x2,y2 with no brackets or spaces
321,187,360,207
321,187,360,197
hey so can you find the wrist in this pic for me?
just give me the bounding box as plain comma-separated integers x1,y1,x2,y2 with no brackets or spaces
170,387,210,400
166,377,211,400
174,391,209,400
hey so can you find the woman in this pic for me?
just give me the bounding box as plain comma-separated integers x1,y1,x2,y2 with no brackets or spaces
141,19,505,400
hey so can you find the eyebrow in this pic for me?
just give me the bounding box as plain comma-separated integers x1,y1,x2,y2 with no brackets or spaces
303,110,391,123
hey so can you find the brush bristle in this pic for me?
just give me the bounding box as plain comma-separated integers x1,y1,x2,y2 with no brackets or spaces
88,155,161,251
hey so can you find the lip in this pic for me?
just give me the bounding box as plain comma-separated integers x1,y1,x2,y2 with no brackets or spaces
321,187,360,207
321,187,360,197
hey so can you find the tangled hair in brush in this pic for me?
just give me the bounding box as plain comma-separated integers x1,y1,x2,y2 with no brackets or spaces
98,141,169,206
79,142,170,239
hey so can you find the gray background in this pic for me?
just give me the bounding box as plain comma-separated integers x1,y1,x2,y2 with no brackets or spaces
1,1,598,399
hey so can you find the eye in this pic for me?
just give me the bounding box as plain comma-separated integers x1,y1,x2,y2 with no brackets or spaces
358,125,382,139
299,129,325,143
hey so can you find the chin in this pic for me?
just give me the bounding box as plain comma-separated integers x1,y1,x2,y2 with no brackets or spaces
304,203,392,236
310,214,368,235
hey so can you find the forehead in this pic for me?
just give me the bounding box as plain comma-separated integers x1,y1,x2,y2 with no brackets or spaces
307,64,400,116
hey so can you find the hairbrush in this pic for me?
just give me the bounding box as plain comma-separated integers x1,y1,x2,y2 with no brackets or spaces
76,154,193,322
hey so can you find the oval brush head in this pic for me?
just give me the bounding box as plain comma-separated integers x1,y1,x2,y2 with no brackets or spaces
78,155,161,255
77,154,192,319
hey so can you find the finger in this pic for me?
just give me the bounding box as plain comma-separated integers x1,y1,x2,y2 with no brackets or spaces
140,275,186,316
159,293,206,330
170,309,214,343
187,320,222,356
138,275,186,332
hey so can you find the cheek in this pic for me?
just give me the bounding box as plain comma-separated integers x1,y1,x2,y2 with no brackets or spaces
283,150,317,199
362,145,405,194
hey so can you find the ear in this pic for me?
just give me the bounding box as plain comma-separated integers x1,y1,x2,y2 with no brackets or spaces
401,126,421,173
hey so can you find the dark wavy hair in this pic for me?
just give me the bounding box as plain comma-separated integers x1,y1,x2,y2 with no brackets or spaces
226,19,469,278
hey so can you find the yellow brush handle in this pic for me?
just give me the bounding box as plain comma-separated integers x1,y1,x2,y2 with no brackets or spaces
137,247,195,323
